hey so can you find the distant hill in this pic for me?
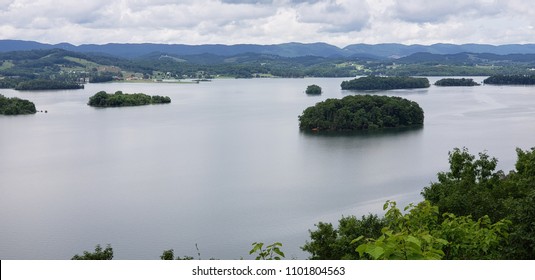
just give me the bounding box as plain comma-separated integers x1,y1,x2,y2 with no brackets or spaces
397,52,535,64
1,40,535,58
343,43,535,58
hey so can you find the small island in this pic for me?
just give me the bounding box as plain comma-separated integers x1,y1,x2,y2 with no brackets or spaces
15,79,84,90
434,78,480,86
483,74,535,85
88,91,171,107
298,95,424,131
0,94,37,115
305,84,322,95
340,76,430,90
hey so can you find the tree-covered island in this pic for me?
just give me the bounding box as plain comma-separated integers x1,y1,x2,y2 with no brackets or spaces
88,91,171,107
340,76,430,90
15,79,84,90
434,78,480,86
305,84,322,95
298,95,424,131
0,94,36,115
483,74,535,85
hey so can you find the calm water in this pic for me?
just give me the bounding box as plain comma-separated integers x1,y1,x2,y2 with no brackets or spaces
1,77,534,259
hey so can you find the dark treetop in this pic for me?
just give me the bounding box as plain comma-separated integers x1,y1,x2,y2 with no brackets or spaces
340,76,430,90
483,74,535,85
434,78,480,86
298,94,424,131
0,94,36,115
305,84,322,95
88,91,171,107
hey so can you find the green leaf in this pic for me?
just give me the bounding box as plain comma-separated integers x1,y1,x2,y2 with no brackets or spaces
366,245,385,260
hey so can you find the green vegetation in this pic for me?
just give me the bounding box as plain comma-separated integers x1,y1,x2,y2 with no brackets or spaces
160,249,195,260
71,244,113,260
249,242,285,260
15,79,83,90
434,78,480,86
0,94,36,115
354,201,509,260
87,91,171,107
305,84,322,95
302,214,385,259
483,74,535,85
305,147,535,260
341,76,430,90
298,95,424,131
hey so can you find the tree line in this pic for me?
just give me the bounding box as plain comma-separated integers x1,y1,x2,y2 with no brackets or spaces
483,74,535,85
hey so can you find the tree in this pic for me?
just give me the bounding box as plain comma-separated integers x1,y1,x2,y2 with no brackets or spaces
302,214,385,259
305,84,322,95
71,244,113,260
422,147,535,259
159,249,194,260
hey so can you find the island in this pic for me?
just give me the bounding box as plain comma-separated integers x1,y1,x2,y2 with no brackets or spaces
298,95,424,131
483,74,535,85
88,91,171,107
305,84,322,95
15,79,84,90
434,78,480,86
0,94,37,115
340,76,430,90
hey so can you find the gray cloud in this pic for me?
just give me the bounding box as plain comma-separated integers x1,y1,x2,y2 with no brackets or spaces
294,0,370,33
390,0,502,23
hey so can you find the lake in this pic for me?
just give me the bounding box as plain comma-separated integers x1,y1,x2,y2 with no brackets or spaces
1,77,534,259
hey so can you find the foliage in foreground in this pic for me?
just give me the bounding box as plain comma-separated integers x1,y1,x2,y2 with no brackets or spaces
298,95,424,131
422,147,535,259
87,91,171,107
355,201,509,260
306,147,535,260
0,94,36,115
71,244,113,260
249,242,285,260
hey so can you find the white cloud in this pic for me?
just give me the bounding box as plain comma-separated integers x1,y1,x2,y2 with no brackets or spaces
0,0,533,46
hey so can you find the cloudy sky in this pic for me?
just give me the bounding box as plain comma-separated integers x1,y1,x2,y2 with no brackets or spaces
0,0,533,47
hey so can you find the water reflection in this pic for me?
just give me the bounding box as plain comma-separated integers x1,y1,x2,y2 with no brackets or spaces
299,125,424,139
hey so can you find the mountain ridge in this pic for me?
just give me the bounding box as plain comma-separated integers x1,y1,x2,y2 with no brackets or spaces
1,39,535,59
